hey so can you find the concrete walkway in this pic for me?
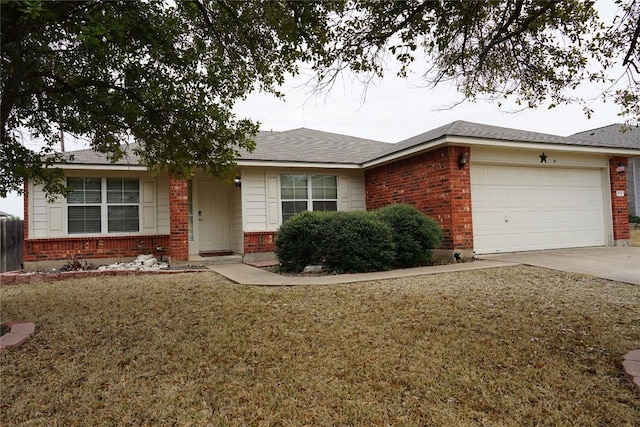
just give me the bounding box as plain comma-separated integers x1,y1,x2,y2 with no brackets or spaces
479,246,640,285
208,259,517,286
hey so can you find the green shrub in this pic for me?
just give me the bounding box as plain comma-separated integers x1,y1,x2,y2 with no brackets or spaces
275,210,395,273
320,211,396,273
374,204,443,268
275,211,327,272
630,215,640,224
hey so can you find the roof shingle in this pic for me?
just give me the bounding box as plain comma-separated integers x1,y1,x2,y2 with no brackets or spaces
238,128,389,164
570,123,640,148
54,121,640,168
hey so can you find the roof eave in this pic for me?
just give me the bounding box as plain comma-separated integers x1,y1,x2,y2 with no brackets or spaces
362,136,640,169
448,136,640,155
55,163,149,171
236,160,362,169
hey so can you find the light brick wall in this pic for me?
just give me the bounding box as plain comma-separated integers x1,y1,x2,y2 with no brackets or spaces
365,146,473,250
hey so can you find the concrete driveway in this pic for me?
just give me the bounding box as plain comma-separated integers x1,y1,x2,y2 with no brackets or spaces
479,246,640,285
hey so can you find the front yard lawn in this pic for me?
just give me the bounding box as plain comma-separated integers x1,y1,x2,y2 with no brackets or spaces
1,265,639,426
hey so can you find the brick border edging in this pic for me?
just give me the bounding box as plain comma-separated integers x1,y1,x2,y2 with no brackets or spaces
0,269,209,285
0,321,36,351
623,349,640,393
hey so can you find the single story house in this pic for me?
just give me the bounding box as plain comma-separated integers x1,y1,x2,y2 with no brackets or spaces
572,124,640,217
22,120,640,268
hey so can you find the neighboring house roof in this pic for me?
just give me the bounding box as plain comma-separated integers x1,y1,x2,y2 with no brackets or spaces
570,123,640,148
238,128,390,164
0,210,11,217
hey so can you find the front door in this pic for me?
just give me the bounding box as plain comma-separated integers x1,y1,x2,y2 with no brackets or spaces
197,180,230,252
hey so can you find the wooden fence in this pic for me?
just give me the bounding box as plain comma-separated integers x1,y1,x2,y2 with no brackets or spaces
1,220,23,272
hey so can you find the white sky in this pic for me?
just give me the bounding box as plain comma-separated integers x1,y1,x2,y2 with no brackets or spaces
0,1,630,218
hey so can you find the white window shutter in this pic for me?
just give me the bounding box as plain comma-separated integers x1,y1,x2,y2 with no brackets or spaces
337,176,351,211
266,175,280,229
142,180,156,232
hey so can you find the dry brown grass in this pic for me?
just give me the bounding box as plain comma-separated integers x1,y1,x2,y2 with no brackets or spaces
2,266,639,426
629,227,640,247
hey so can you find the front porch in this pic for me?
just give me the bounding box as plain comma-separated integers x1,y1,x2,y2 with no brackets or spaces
169,175,243,262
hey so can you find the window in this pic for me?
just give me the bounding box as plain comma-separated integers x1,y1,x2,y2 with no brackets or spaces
67,177,140,234
280,174,337,222
67,178,102,234
106,179,139,232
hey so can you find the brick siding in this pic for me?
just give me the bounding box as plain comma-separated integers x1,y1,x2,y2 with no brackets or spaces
244,231,277,253
365,146,473,250
169,176,189,261
609,157,630,241
23,235,170,261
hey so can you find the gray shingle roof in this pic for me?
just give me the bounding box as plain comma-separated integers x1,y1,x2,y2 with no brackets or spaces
55,121,639,168
238,128,389,164
58,144,141,166
55,130,279,166
364,120,639,163
570,123,640,148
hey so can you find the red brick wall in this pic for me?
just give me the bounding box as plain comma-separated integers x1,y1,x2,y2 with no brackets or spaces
365,146,473,250
244,231,277,253
169,176,189,261
23,235,170,261
609,157,630,241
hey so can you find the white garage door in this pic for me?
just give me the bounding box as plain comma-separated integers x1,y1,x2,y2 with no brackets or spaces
471,165,606,254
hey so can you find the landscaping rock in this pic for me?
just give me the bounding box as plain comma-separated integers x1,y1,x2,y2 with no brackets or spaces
97,255,168,272
143,258,157,267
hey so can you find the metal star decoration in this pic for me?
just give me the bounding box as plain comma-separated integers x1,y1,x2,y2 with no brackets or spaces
540,152,548,163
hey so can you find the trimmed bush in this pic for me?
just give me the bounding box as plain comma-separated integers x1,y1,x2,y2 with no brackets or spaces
321,211,395,273
374,204,443,268
275,210,395,273
630,215,640,224
275,211,327,272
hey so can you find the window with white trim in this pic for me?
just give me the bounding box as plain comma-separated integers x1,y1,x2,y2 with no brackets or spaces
67,177,140,234
67,178,102,234
280,174,337,222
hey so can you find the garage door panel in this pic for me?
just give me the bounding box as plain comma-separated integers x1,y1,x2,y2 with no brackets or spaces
471,165,606,253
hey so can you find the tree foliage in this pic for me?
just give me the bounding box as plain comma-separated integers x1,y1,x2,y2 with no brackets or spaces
1,0,338,197
316,0,639,120
2,0,638,198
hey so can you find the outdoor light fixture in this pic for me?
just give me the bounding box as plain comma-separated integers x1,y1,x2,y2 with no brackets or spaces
233,176,242,188
616,162,626,174
458,152,468,169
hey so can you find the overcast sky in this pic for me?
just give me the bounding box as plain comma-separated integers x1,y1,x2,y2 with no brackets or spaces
1,1,630,218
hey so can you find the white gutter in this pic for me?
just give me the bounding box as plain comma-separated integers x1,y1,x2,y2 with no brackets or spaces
448,136,640,155
235,160,362,169
362,136,640,169
56,164,149,171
